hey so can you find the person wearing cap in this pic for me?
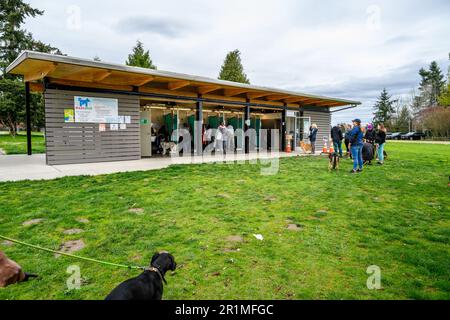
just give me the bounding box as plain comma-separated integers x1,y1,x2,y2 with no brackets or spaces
348,119,364,173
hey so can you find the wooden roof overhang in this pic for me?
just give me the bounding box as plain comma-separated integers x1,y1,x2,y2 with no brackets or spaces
7,51,361,110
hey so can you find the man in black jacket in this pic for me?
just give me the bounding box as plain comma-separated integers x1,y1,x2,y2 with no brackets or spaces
331,125,344,157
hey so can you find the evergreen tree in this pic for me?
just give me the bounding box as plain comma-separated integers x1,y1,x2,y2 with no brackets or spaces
126,41,156,69
218,49,250,84
395,105,412,132
0,0,61,77
0,0,61,134
373,88,396,126
418,61,446,107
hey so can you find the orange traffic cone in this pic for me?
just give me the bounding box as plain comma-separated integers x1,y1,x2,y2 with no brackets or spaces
286,144,292,153
322,142,328,154
329,145,334,153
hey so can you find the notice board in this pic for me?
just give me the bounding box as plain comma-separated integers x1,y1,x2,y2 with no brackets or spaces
74,96,119,123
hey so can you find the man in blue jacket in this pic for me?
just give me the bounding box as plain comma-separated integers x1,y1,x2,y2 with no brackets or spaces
348,119,364,173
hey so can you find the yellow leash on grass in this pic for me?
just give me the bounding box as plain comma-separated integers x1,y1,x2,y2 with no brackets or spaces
0,235,146,271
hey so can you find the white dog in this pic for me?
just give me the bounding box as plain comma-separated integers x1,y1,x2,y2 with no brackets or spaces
161,142,178,155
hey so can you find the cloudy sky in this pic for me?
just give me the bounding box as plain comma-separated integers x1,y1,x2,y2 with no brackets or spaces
24,0,450,124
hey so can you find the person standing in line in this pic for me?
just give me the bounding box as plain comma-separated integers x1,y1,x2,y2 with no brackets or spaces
218,122,228,154
309,124,318,154
344,124,352,157
331,124,344,157
375,123,387,165
349,119,364,174
204,125,213,151
226,124,235,152
365,124,376,146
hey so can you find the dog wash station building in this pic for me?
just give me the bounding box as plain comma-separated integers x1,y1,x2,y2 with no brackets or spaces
7,51,361,165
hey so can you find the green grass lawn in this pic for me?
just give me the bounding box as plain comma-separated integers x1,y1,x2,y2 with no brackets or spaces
0,142,449,300
0,132,46,154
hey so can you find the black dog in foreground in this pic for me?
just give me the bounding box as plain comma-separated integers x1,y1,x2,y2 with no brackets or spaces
328,152,340,170
105,252,176,300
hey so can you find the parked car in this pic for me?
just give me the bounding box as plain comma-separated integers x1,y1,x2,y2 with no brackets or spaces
400,132,426,140
387,132,403,140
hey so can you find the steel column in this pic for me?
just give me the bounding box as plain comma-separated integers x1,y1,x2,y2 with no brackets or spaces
244,99,251,154
25,82,32,156
281,105,287,152
195,95,203,156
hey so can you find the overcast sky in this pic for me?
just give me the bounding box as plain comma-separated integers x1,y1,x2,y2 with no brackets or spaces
24,0,450,124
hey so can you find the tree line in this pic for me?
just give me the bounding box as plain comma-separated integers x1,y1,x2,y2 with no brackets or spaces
373,57,450,138
0,1,250,136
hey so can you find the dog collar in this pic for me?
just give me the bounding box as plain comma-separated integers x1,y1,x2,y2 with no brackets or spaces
145,266,167,285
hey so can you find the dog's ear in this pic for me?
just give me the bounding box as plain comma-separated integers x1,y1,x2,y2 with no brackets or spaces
169,254,177,271
151,252,160,265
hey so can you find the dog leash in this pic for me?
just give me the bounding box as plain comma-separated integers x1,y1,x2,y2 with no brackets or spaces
0,235,146,271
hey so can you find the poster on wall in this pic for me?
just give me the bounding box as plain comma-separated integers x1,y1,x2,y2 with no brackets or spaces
74,96,118,123
99,123,106,132
110,124,119,131
64,109,75,123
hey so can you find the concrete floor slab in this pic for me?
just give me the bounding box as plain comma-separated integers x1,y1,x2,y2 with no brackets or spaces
0,152,309,182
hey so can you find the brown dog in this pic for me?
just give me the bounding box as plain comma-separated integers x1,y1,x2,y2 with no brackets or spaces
300,141,312,154
0,250,37,287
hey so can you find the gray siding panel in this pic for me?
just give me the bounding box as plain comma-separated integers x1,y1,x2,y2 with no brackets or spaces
304,108,331,151
44,89,140,165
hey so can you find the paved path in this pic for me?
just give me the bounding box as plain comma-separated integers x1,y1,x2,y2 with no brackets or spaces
0,152,310,182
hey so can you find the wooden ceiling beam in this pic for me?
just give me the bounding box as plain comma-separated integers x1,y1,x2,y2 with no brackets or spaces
93,70,113,82
299,99,322,105
167,80,191,91
134,76,155,87
314,101,344,107
246,92,272,100
48,78,134,92
197,85,221,95
223,88,251,97
264,95,291,101
283,97,312,103
24,62,57,82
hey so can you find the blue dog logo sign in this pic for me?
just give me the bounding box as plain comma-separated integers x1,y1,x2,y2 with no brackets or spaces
78,97,91,108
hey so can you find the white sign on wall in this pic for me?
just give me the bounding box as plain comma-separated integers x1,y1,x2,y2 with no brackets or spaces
74,96,118,123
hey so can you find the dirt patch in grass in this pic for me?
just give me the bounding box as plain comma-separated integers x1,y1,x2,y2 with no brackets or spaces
63,229,84,235
56,240,85,257
223,248,241,253
128,208,145,214
287,224,303,231
76,218,90,224
226,235,244,243
264,195,277,202
1,240,14,247
22,218,44,226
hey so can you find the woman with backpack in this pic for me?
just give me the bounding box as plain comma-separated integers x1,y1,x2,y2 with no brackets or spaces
348,119,364,174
